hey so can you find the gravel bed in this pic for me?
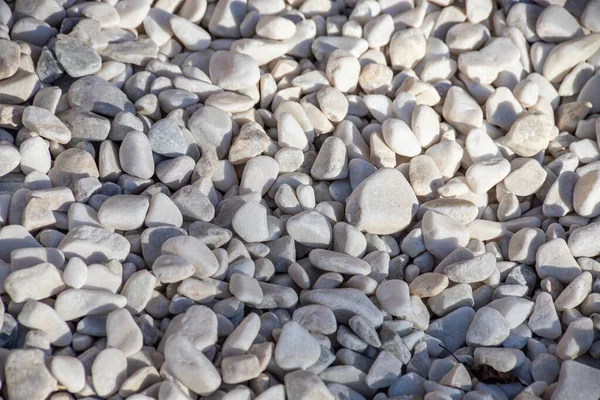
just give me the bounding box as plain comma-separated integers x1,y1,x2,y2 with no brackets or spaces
0,0,599,399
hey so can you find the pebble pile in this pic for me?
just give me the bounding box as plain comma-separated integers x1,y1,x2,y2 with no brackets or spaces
0,0,599,399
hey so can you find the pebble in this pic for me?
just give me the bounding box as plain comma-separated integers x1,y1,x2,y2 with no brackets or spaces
97,195,150,231
0,142,20,177
54,34,102,78
275,321,321,370
466,307,510,347
120,130,155,179
54,289,127,320
50,356,86,394
22,105,71,144
92,348,128,397
346,168,418,235
0,39,21,80
5,349,57,400
4,262,64,303
106,308,143,356
59,225,130,264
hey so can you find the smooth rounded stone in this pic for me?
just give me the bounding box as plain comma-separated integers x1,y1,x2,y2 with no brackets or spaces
92,348,128,397
293,305,337,335
119,130,154,179
535,238,582,284
158,89,199,113
348,315,380,348
58,108,110,144
274,320,321,370
309,249,370,276
487,297,533,330
502,112,555,157
114,0,150,28
68,76,134,117
422,210,470,260
528,292,561,340
319,365,375,397
530,353,560,384
255,15,296,40
22,105,71,144
106,308,143,356
4,262,64,303
228,121,270,165
381,118,420,157
555,272,593,311
389,28,426,70
552,359,600,400
54,34,102,78
58,225,130,264
485,87,523,131
439,363,472,392
54,289,126,320
376,280,411,318
278,112,309,151
50,356,85,394
409,273,449,298
287,210,332,248
161,235,218,279
0,225,42,263
508,228,545,265
119,269,155,314
188,105,232,159
147,118,188,157
301,288,383,327
221,313,260,357
536,5,583,43
568,222,600,257
466,306,510,347
221,354,261,384
188,221,232,249
317,87,348,123
0,39,21,80
427,283,474,317
152,254,196,283
574,170,600,217
363,350,402,390
284,370,334,400
230,273,263,304
240,155,279,196
312,36,369,62
345,168,417,235
0,69,40,105
209,51,260,91
473,348,525,373
465,158,510,195
0,142,20,177
232,201,269,243
171,185,215,222
169,15,210,51
164,334,221,394
358,63,392,95
581,0,600,31
144,192,183,228
442,86,483,135
556,317,594,360
97,195,150,231
18,299,71,346
504,159,547,197
543,33,600,83
444,252,496,284
5,349,57,400
310,136,348,180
